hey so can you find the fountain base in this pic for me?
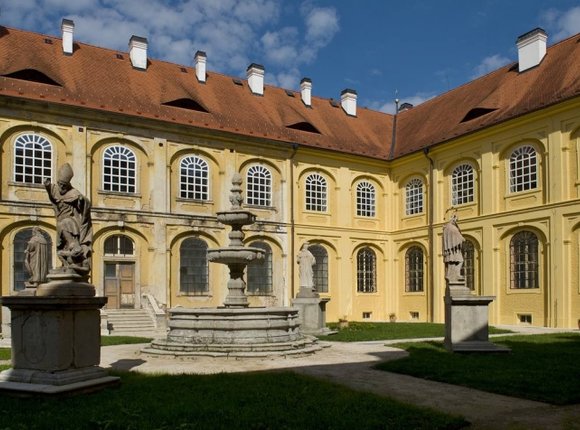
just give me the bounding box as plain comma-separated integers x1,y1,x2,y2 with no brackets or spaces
143,306,322,357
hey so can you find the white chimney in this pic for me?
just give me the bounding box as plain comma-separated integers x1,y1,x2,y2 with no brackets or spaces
246,63,264,95
300,78,312,107
61,19,74,55
129,35,148,70
517,28,547,72
340,89,357,116
194,50,207,83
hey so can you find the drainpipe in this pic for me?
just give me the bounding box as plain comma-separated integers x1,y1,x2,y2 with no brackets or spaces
423,147,435,322
289,144,299,300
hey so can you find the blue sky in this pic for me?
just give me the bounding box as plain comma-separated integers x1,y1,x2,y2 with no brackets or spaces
3,1,580,113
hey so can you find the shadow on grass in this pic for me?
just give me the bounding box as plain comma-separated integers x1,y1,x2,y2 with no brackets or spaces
375,333,580,405
0,370,468,430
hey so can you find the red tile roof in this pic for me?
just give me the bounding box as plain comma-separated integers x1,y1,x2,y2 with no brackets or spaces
0,26,579,161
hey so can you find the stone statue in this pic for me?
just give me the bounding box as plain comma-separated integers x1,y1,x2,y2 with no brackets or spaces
44,163,92,278
297,242,316,289
24,227,49,286
443,214,465,283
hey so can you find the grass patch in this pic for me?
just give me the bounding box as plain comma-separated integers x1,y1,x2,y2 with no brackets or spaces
320,322,511,342
376,333,580,405
101,336,153,346
0,364,9,372
0,371,468,429
0,348,10,360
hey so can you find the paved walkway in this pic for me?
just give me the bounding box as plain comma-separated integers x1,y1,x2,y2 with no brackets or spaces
3,327,580,429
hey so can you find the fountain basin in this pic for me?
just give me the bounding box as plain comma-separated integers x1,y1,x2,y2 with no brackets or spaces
216,210,257,225
207,247,265,265
143,306,321,357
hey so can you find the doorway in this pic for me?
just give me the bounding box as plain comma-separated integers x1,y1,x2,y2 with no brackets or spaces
104,262,135,309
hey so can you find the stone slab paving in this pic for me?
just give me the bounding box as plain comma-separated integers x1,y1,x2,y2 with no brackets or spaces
98,338,580,429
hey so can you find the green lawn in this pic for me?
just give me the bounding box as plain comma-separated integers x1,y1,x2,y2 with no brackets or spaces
376,333,580,405
101,336,153,346
319,322,511,342
0,348,9,361
0,371,468,429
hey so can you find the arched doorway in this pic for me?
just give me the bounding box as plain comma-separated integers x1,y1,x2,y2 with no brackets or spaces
103,234,136,309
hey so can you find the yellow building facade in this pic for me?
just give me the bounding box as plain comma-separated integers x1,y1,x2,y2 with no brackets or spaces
1,23,579,331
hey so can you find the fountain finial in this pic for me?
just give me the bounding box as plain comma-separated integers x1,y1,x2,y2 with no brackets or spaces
229,173,243,209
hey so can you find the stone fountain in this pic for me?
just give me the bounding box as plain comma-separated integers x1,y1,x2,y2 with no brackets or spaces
144,174,320,357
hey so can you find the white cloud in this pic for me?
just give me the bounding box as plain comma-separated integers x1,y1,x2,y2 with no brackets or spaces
304,6,339,47
471,54,510,79
541,6,580,41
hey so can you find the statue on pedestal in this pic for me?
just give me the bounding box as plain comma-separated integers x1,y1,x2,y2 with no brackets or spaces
297,242,316,293
443,214,465,283
44,163,92,279
24,227,49,286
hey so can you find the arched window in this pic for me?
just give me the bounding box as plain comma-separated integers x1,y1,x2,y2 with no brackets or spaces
305,173,327,212
14,133,52,184
246,165,272,207
405,178,423,215
180,238,209,295
405,246,424,292
509,146,537,193
103,146,136,193
13,228,52,291
510,231,539,289
356,247,376,293
180,155,209,200
104,235,135,257
310,244,328,293
462,239,476,291
247,241,272,295
451,164,474,206
356,181,376,217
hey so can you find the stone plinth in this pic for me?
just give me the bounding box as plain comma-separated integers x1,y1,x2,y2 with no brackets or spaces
444,289,510,353
292,296,332,335
143,306,321,357
0,293,120,394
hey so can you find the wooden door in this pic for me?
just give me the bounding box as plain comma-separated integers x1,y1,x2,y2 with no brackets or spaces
104,262,135,309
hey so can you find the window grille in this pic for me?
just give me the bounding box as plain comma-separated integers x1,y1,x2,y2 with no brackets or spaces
461,240,476,290
509,146,537,193
309,244,328,293
103,146,136,193
246,165,272,207
14,133,52,184
510,231,539,289
451,164,474,205
405,246,424,292
247,242,273,295
305,173,327,212
405,178,423,215
179,238,209,294
180,156,209,200
356,181,376,217
357,247,376,293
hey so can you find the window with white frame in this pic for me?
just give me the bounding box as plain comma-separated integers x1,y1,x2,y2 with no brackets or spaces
451,164,474,205
104,235,135,257
405,178,424,215
356,247,376,293
246,165,272,207
510,231,539,289
103,146,136,193
509,146,537,193
180,156,209,200
14,133,52,184
179,237,209,295
356,181,376,217
405,246,424,292
310,244,328,293
305,173,327,212
247,241,273,295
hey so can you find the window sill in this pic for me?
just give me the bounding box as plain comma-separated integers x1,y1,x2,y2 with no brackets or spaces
176,198,213,204
403,291,425,296
8,181,46,189
246,205,277,212
177,293,212,297
98,190,141,198
505,188,541,198
246,292,275,296
506,287,542,294
402,212,424,220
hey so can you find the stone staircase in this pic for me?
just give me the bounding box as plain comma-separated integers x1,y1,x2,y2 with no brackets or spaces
104,308,157,335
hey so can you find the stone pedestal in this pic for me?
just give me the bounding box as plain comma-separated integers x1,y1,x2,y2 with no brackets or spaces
292,296,331,335
444,281,509,353
0,277,120,395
